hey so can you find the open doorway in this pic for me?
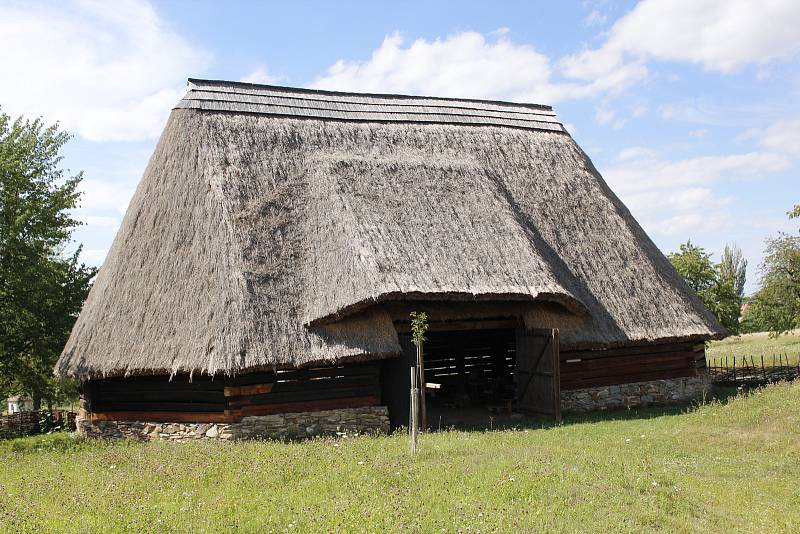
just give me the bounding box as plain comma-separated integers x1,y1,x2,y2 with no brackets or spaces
381,326,560,429
423,328,516,427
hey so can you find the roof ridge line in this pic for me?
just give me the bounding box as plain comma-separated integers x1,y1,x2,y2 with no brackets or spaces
187,78,554,112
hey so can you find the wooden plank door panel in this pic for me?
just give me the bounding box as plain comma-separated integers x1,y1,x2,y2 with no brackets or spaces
515,328,561,421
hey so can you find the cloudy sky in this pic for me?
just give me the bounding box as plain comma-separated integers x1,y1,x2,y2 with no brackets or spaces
1,0,798,292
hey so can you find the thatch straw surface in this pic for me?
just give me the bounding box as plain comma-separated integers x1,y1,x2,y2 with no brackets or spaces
56,81,723,379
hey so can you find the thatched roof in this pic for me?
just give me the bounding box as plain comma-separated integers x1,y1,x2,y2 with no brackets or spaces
56,79,724,379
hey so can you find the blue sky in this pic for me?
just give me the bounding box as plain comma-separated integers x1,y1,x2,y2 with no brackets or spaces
1,0,798,293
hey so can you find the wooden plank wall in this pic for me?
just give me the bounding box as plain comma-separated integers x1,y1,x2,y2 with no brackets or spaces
87,362,381,423
85,341,708,422
560,342,706,390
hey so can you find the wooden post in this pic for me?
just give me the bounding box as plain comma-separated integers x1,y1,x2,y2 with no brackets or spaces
409,311,429,433
409,367,418,455
417,342,427,431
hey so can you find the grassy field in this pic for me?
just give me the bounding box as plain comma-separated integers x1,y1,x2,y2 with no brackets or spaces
707,330,800,366
1,383,799,532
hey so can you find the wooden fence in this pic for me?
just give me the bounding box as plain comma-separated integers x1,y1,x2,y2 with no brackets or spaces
708,353,800,386
0,410,77,440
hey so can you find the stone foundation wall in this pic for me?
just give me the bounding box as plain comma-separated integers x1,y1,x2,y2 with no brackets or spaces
561,377,709,412
78,406,390,441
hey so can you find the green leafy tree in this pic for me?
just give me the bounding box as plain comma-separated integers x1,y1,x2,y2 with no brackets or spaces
714,245,748,334
740,206,799,335
747,233,800,336
668,241,747,334
0,110,96,409
668,240,717,305
410,311,428,347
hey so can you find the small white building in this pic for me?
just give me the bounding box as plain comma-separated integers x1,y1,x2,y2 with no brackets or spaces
7,395,34,414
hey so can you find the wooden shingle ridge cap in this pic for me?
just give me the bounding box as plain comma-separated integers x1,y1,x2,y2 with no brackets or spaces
178,78,564,132
185,78,555,112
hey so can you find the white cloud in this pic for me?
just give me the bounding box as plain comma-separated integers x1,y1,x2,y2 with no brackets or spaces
595,107,615,125
623,187,728,213
631,104,647,118
76,179,137,217
562,0,800,92
616,146,656,160
313,10,799,112
594,106,628,129
758,117,800,157
311,32,583,104
604,152,790,195
603,148,792,239
688,129,707,138
240,67,283,85
649,211,734,237
583,10,608,27
311,30,658,108
0,0,209,141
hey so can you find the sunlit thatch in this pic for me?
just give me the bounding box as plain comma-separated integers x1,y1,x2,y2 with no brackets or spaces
56,80,723,379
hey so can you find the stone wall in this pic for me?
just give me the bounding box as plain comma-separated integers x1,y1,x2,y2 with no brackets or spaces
78,406,390,442
561,376,709,412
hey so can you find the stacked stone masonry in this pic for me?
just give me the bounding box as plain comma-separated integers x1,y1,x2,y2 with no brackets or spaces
79,406,390,441
561,377,709,412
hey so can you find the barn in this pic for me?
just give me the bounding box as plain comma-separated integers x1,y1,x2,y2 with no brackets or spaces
56,79,724,440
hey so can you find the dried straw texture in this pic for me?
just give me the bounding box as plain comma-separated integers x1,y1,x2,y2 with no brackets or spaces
57,86,723,379
57,112,401,379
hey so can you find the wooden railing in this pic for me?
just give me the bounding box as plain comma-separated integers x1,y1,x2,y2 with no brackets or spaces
0,410,77,439
708,353,800,386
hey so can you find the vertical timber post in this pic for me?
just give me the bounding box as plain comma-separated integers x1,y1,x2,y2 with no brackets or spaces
410,367,418,455
410,311,429,432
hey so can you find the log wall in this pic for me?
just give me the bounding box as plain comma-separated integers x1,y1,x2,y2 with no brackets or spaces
83,341,708,424
85,362,381,423
560,342,706,390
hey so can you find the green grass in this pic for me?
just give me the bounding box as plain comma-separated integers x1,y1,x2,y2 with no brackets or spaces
2,383,799,532
707,330,800,367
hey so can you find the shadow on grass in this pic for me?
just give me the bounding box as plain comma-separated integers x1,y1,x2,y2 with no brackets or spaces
427,385,746,433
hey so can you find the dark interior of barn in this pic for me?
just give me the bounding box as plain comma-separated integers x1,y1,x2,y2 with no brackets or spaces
423,328,516,413
382,328,533,429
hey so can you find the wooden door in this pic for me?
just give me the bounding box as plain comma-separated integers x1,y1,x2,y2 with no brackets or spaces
515,328,561,421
